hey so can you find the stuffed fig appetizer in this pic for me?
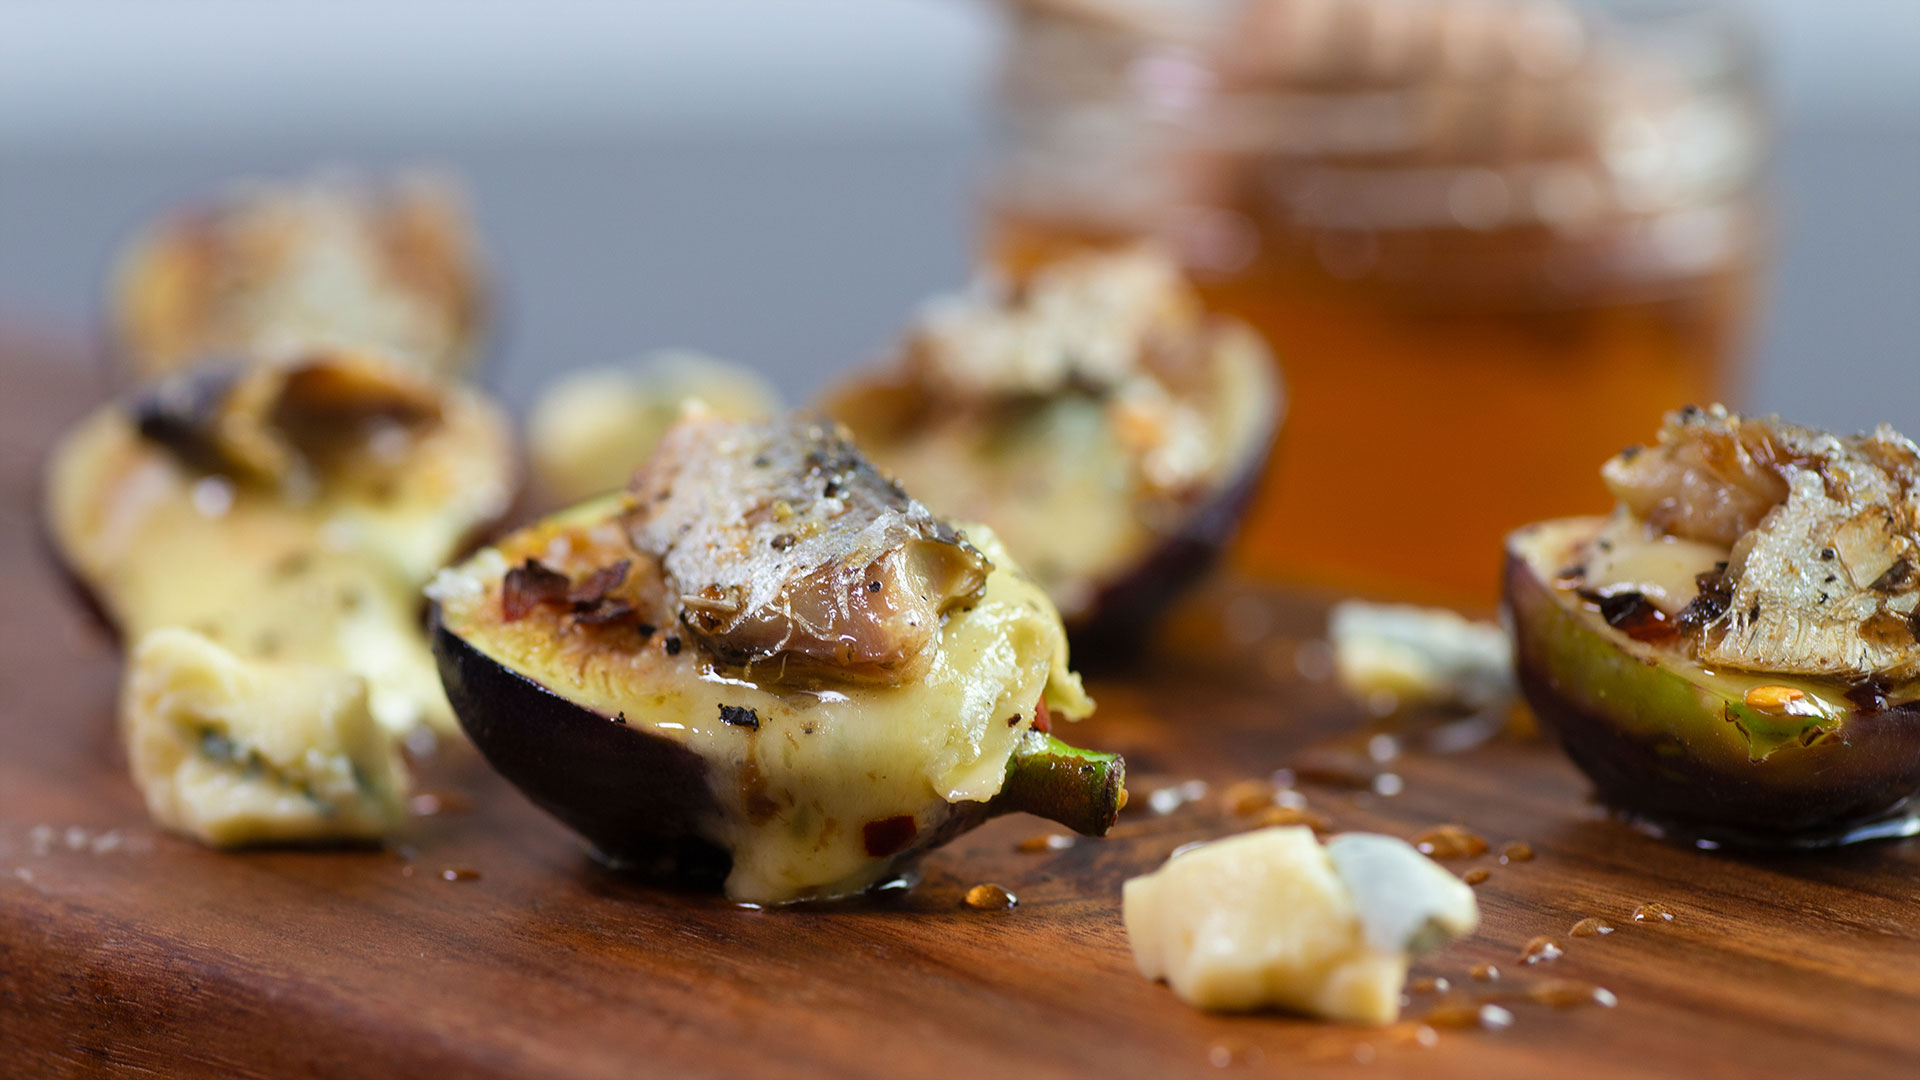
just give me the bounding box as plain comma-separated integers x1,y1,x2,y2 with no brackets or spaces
428,414,1125,904
1507,405,1920,845
45,347,513,844
824,247,1281,657
46,347,516,735
110,171,487,381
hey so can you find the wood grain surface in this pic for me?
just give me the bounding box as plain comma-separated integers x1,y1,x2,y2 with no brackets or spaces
4,336,1919,1079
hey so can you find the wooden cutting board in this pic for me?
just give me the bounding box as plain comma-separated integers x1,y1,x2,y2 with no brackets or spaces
5,336,1918,1080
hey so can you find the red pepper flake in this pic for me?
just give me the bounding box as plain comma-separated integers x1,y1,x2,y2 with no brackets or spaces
502,559,570,621
568,559,631,609
1032,696,1052,734
862,814,918,857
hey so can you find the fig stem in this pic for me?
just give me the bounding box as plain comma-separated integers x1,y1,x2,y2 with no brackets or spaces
992,731,1127,836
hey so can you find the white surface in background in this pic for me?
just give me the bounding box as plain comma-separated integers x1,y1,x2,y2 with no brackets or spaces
0,0,1913,151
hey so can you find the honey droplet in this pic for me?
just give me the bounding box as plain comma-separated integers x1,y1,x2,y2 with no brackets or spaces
1528,980,1620,1009
1220,779,1273,815
1252,805,1329,830
1744,684,1808,713
1205,1039,1262,1068
1520,936,1564,964
1303,1036,1356,1063
1499,841,1535,864
1463,868,1491,886
1632,902,1675,923
1422,1000,1480,1029
1146,779,1210,815
1413,824,1489,859
1388,1022,1440,1050
1469,962,1500,982
1408,976,1451,995
964,883,1018,910
1570,917,1615,937
439,867,480,882
1424,999,1513,1031
1016,833,1074,854
407,791,471,817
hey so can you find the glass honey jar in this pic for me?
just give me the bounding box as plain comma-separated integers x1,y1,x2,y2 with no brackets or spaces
985,0,1767,606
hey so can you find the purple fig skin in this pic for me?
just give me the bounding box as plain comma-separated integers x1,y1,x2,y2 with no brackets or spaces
430,606,733,885
1505,530,1920,846
429,606,1002,891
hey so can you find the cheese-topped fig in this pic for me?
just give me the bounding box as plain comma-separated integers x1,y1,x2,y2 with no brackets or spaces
110,171,487,380
824,247,1281,657
1124,828,1478,1024
44,347,517,738
528,352,780,505
428,415,1125,904
1507,406,1920,845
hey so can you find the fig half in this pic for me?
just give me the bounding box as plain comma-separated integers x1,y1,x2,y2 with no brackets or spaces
825,247,1281,660
43,348,518,737
428,418,1127,904
1506,517,1920,845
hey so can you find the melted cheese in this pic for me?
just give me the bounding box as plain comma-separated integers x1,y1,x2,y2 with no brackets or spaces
1581,512,1729,614
528,352,780,505
431,508,1092,904
45,392,513,735
836,320,1277,624
122,628,407,846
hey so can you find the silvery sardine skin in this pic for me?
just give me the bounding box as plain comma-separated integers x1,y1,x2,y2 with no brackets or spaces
1603,405,1920,682
627,416,992,681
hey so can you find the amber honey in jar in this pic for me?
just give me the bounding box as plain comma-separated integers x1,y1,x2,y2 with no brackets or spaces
986,0,1766,605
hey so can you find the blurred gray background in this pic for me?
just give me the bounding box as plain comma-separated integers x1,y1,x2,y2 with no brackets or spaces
1,0,1914,429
